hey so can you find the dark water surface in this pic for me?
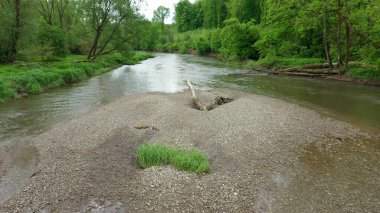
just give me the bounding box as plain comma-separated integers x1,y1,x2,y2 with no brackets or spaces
0,53,379,211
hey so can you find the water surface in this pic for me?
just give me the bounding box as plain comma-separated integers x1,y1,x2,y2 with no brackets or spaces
0,53,379,210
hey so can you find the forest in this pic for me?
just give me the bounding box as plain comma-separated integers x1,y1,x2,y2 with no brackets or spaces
0,0,379,102
139,0,380,79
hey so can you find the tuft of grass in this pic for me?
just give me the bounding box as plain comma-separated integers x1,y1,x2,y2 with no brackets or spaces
136,143,210,174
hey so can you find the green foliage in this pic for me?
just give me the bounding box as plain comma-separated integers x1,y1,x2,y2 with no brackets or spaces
178,41,192,54
153,6,170,24
201,0,228,29
348,66,380,80
38,24,67,59
175,0,203,32
195,38,211,55
209,29,222,52
247,56,323,69
220,19,260,60
136,143,210,174
0,81,15,103
228,0,263,23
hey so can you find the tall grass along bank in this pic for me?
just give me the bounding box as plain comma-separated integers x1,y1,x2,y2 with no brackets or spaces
0,52,154,103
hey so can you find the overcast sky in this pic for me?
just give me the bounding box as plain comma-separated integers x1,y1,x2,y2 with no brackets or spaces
139,0,195,24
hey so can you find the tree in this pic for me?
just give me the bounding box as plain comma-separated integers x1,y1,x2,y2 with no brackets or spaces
228,0,263,23
153,6,169,24
175,0,203,32
199,0,228,28
0,0,21,64
83,0,137,59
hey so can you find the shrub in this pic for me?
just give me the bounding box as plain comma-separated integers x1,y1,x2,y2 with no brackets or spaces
38,24,67,59
195,38,211,55
348,67,380,80
136,143,210,174
220,19,260,61
178,41,191,54
0,81,15,102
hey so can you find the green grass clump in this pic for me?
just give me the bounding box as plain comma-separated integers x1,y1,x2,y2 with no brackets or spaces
247,56,323,69
136,143,210,174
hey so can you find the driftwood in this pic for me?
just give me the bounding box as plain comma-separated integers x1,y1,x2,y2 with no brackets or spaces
186,80,233,111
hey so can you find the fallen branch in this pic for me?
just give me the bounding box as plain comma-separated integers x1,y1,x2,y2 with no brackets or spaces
186,80,233,111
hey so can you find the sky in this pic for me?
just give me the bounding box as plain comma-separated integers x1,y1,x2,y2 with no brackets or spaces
139,0,195,24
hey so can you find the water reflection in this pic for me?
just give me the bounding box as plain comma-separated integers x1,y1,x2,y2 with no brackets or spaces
217,74,380,129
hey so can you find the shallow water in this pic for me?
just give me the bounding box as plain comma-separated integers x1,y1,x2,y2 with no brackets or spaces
0,53,379,211
217,74,380,129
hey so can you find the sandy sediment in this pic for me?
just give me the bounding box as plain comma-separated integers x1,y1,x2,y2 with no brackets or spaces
0,89,375,212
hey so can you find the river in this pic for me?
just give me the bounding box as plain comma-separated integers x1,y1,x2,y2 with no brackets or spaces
0,53,379,210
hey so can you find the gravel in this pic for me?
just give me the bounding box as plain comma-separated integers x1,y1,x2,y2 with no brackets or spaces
0,89,376,212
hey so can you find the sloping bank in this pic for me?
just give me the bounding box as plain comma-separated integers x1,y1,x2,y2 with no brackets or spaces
2,89,378,212
0,52,155,103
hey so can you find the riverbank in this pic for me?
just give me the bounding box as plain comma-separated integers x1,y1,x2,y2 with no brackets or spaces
1,89,378,212
0,52,155,103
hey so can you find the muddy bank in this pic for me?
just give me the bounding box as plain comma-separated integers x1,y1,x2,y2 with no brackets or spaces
0,89,378,212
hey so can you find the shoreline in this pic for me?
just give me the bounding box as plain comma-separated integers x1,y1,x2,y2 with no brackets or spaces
1,89,378,212
230,68,380,87
0,52,155,104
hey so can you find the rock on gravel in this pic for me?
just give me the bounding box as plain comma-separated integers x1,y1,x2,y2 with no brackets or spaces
0,89,376,212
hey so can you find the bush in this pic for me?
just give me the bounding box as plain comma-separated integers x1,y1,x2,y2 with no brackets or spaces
178,41,191,54
220,19,260,61
195,38,211,55
38,24,67,59
209,29,222,52
0,81,15,102
348,67,380,80
136,143,210,174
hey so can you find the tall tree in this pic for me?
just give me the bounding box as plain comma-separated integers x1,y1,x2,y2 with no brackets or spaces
83,0,137,59
0,0,21,64
153,6,170,24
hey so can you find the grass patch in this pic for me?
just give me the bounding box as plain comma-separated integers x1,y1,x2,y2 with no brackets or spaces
246,56,324,69
136,143,210,174
347,67,380,80
0,52,154,103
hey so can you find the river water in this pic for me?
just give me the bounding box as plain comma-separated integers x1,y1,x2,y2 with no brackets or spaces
0,53,379,210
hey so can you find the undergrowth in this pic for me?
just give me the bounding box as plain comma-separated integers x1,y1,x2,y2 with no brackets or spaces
246,56,324,69
136,143,210,174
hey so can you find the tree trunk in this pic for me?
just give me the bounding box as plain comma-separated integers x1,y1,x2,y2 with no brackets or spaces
5,0,21,64
344,0,351,68
336,0,343,71
186,80,233,111
344,19,351,67
322,0,333,68
88,30,101,60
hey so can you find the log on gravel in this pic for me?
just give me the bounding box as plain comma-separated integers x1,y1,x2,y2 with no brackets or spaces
186,80,233,111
